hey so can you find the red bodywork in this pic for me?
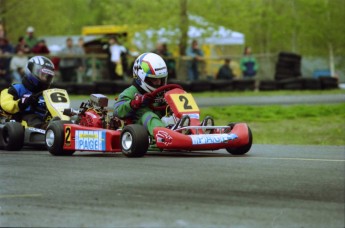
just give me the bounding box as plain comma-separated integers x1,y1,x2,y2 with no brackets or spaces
62,124,122,152
60,86,250,153
153,88,250,151
154,123,250,151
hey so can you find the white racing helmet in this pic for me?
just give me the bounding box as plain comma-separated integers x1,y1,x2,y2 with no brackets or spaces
133,52,168,93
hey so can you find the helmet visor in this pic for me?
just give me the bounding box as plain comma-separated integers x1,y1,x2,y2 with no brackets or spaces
39,68,54,84
145,77,166,89
31,63,55,84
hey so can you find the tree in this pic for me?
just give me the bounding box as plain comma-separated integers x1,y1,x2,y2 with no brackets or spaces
179,0,188,55
0,0,343,58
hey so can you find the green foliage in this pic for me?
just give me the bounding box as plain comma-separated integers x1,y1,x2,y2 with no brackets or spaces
97,0,180,29
1,0,344,56
1,0,98,39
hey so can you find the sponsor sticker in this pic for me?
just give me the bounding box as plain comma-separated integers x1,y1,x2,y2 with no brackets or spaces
156,130,173,146
28,127,46,134
189,133,238,145
75,130,106,151
187,113,199,119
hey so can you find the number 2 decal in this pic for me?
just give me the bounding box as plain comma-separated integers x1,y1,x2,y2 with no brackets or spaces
170,93,199,112
179,95,193,110
65,126,71,145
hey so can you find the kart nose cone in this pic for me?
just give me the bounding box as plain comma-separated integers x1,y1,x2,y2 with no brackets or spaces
121,132,133,150
46,129,55,147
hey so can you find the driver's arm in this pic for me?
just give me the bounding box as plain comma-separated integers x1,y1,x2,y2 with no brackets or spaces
0,88,20,114
113,88,136,119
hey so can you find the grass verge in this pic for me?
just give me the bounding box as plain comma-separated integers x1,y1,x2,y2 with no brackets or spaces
200,104,345,146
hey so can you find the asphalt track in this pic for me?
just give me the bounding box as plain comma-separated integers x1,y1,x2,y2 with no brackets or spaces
1,94,344,227
0,145,344,227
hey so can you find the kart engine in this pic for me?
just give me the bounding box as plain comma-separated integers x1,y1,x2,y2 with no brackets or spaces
79,108,103,128
64,94,121,130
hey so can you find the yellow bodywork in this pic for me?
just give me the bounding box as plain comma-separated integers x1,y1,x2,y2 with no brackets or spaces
43,88,71,121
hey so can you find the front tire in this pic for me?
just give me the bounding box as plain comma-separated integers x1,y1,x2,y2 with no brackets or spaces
121,124,149,158
45,120,74,156
2,122,24,151
226,126,252,155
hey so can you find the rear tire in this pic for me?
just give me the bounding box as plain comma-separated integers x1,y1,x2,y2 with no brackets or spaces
201,116,214,134
2,122,24,151
226,126,252,155
45,120,74,156
121,124,149,158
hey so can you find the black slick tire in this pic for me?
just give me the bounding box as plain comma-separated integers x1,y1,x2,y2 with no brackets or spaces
121,124,149,158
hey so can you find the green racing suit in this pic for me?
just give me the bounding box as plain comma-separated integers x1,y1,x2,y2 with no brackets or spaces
113,85,165,136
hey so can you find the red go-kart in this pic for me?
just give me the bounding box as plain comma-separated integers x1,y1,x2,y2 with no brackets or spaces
45,84,252,157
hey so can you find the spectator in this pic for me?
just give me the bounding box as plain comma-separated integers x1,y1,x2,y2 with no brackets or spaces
24,26,38,51
216,58,234,80
126,53,139,78
85,57,102,81
120,47,129,78
0,37,14,85
78,37,86,53
0,37,14,55
186,39,204,81
240,46,258,78
15,36,30,54
106,36,126,80
10,48,29,83
0,23,5,38
31,39,50,54
75,37,87,83
153,43,176,79
58,37,84,82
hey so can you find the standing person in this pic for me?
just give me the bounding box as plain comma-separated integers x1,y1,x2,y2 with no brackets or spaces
186,39,203,81
0,23,5,39
15,36,31,54
107,36,126,80
0,37,14,85
78,37,85,52
216,58,235,80
113,52,169,137
58,37,84,82
240,46,258,78
10,48,29,83
0,56,55,129
75,37,86,83
24,26,38,52
31,39,50,55
153,42,176,79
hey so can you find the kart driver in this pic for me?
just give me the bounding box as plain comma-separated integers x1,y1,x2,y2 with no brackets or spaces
113,52,168,136
0,55,55,129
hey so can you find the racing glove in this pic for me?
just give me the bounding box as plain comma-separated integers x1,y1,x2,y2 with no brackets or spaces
18,95,38,110
130,93,153,110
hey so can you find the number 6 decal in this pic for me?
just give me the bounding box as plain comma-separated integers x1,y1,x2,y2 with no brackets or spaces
50,92,68,103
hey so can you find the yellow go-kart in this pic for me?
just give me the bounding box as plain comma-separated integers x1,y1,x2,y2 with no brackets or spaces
0,88,71,151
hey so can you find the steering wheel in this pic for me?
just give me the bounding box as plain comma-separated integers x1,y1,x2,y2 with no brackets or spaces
148,84,183,111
